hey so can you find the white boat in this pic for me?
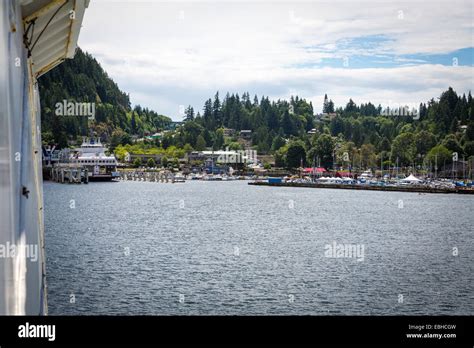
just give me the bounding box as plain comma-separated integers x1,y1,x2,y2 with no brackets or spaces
64,137,119,181
203,174,223,181
317,176,343,184
342,177,355,184
221,174,237,181
360,169,373,179
173,173,186,183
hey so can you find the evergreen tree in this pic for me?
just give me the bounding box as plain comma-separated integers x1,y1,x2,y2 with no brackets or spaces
184,105,195,122
203,98,213,129
327,100,335,113
213,92,222,128
323,94,329,113
195,135,206,151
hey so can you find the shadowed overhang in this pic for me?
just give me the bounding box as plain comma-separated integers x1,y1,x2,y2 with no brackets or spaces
21,0,89,78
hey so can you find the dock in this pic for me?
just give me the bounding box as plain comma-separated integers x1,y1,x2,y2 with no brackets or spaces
248,181,474,194
50,164,89,184
118,171,183,183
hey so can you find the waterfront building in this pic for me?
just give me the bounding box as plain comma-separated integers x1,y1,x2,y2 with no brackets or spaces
240,130,252,139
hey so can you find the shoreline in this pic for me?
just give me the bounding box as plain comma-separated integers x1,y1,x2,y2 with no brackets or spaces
248,181,474,194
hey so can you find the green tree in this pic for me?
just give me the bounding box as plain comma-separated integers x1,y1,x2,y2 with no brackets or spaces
227,142,243,151
275,146,288,168
414,130,436,155
183,143,194,153
271,135,286,151
161,133,172,149
360,144,377,168
425,145,451,170
195,135,206,151
213,128,225,150
183,121,203,147
133,157,142,168
327,100,335,113
147,158,156,168
308,134,335,168
379,137,391,152
391,132,416,166
213,92,222,127
285,141,306,169
442,134,463,155
466,121,474,141
330,116,344,136
109,128,126,152
184,105,194,122
463,141,474,157
131,113,137,134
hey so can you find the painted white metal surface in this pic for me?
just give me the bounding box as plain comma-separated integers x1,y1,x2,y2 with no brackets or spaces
0,0,88,315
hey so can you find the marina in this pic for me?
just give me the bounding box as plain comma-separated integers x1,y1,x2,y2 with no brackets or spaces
250,169,474,194
249,180,474,194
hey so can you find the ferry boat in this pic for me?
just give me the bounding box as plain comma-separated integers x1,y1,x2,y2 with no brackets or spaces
66,138,120,181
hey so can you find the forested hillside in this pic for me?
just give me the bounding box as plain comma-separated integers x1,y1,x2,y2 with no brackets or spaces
171,88,474,169
38,48,171,148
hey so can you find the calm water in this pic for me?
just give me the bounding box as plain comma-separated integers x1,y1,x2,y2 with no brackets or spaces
43,180,474,315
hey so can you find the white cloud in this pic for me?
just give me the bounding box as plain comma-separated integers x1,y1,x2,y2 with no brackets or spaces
77,0,473,118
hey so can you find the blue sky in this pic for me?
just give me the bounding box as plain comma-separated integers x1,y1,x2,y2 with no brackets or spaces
301,36,473,69
78,0,474,120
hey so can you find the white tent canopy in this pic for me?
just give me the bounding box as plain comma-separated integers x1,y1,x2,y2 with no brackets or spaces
401,174,422,183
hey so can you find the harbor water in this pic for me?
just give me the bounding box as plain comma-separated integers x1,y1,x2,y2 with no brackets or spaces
44,180,474,315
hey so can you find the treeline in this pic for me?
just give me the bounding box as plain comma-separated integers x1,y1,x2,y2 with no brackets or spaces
284,87,474,170
176,92,315,153
38,48,171,148
173,87,474,171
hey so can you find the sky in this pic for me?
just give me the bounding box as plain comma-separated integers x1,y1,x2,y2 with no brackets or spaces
78,0,474,120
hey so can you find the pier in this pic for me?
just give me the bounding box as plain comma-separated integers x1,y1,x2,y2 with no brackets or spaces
248,181,474,194
50,165,89,184
118,171,184,183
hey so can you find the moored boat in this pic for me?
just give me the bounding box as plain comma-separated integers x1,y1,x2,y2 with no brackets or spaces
61,138,120,181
